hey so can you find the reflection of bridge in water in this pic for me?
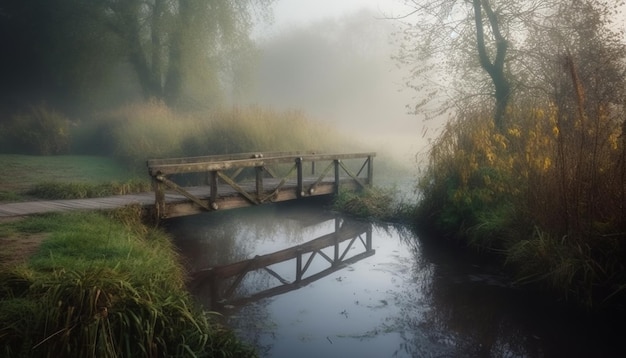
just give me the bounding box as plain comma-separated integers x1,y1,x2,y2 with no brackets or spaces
190,217,374,310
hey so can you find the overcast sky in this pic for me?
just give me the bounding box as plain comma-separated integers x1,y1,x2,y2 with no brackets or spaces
256,0,412,37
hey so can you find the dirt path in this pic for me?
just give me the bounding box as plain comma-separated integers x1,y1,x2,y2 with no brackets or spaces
0,217,46,268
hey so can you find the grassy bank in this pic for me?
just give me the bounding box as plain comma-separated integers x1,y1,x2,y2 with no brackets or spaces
0,155,150,202
0,208,255,357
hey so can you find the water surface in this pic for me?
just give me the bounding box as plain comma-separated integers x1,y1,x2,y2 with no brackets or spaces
165,202,626,357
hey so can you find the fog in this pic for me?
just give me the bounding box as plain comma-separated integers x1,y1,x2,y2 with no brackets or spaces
243,6,443,168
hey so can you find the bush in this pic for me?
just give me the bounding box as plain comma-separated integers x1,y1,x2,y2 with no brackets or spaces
1,104,71,155
415,103,626,308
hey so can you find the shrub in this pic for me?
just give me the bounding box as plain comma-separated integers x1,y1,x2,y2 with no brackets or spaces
415,102,626,307
1,104,71,155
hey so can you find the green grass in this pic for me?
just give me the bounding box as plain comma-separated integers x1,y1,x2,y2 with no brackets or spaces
0,209,256,357
0,155,148,202
332,186,415,223
0,155,140,190
26,179,151,200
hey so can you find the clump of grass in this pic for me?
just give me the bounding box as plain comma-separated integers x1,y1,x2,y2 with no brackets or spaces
26,179,151,200
0,210,255,357
333,186,414,222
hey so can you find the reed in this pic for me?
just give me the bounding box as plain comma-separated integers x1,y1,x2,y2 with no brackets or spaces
79,102,357,170
415,102,626,308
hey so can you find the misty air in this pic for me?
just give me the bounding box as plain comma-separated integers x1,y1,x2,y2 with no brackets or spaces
1,0,625,357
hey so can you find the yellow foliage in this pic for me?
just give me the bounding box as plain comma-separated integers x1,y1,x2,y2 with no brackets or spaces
507,127,521,138
608,131,619,150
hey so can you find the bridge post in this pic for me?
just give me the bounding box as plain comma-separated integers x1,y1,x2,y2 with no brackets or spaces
154,179,165,219
209,171,218,209
255,167,264,200
334,159,340,195
296,157,304,198
367,155,374,187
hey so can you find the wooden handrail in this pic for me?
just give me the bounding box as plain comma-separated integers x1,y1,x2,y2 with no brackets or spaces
146,150,320,167
147,152,376,175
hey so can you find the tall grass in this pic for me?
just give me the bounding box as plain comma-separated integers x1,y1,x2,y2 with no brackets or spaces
73,101,356,170
332,186,414,223
415,101,626,308
0,209,255,357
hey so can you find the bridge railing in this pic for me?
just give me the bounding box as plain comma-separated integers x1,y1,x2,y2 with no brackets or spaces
146,151,375,218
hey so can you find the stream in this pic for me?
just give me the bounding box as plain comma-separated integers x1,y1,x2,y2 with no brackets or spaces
164,201,626,358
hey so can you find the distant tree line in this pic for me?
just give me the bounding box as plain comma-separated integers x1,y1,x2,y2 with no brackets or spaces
0,0,272,117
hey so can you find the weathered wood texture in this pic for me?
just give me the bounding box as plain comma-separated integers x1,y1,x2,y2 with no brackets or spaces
147,151,376,219
0,193,156,217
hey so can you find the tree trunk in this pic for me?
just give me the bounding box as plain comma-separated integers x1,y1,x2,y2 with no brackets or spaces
109,0,164,100
150,0,167,99
473,0,511,131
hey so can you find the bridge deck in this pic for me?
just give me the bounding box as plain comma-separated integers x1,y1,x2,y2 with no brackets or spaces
0,177,351,218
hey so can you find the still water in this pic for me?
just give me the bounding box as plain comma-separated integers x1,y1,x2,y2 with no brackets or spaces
165,201,626,358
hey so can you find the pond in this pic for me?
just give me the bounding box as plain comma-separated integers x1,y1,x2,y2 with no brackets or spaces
165,200,626,358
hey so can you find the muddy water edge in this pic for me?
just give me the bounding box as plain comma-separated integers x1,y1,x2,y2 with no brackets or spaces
163,201,626,358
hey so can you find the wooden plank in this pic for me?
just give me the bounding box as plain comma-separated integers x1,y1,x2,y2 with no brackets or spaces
147,151,319,166
148,152,376,175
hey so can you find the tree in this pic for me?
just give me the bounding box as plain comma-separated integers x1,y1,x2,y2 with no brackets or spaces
395,0,554,130
0,0,273,114
396,0,624,130
102,0,274,108
0,0,122,114
471,0,510,131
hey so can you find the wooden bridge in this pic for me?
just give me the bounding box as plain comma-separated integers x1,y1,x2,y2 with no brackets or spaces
147,151,375,219
0,151,374,219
